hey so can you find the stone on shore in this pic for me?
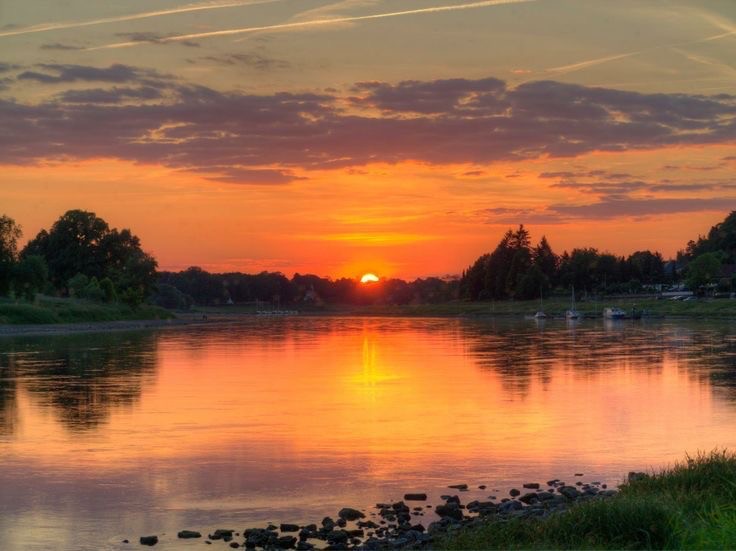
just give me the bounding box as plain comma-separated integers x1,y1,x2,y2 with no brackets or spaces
139,535,158,546
338,508,365,521
177,530,202,539
435,503,463,521
280,524,300,533
509,488,521,497
522,482,540,489
403,493,427,501
558,486,581,499
448,484,468,490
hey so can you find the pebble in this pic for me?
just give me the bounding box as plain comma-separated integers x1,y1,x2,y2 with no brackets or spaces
139,535,158,546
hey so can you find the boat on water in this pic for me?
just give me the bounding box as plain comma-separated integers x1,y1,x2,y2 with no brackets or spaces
603,307,626,320
533,288,546,319
566,287,581,320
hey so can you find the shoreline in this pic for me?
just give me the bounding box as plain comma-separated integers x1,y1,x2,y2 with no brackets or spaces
1,306,734,338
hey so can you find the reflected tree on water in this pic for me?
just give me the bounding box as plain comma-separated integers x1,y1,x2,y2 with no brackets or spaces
0,332,158,433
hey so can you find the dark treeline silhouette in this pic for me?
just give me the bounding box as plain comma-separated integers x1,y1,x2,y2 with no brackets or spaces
3,209,736,308
459,225,667,300
0,210,157,306
155,267,459,308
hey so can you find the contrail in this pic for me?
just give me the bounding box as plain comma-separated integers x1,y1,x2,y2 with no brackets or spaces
89,0,535,50
546,52,638,75
0,0,280,39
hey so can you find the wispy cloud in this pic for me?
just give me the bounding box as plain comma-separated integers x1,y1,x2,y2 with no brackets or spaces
0,0,280,39
89,0,535,50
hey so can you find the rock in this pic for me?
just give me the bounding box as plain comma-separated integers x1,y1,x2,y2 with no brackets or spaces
558,486,581,499
209,529,234,541
267,525,278,531
326,530,349,544
277,536,298,549
546,479,559,486
518,492,538,504
498,500,523,514
346,529,364,538
139,535,158,546
444,495,461,505
574,473,584,477
322,517,336,530
509,488,521,497
403,493,427,501
338,507,365,521
230,543,240,549
280,524,300,533
296,542,314,551
523,483,540,489
177,530,202,539
448,484,468,490
537,491,555,501
336,518,347,528
358,520,379,529
435,503,463,521
478,485,487,490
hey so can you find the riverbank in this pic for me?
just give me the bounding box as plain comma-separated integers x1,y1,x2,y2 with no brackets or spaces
438,450,736,550
129,452,736,550
196,296,736,319
0,296,173,326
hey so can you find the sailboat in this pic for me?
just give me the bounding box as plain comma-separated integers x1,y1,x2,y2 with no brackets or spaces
566,286,581,320
533,287,547,319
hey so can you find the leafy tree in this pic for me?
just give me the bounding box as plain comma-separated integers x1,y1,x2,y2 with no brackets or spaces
685,252,721,293
686,211,736,263
627,250,665,284
13,255,48,301
0,215,22,296
23,210,157,299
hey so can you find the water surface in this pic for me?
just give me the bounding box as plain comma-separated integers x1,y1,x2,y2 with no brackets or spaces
2,317,736,550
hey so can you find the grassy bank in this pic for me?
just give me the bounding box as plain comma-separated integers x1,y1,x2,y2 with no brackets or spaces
196,297,736,319
438,451,736,550
0,296,173,324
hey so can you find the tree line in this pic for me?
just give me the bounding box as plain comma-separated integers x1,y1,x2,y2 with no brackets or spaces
0,210,157,306
2,209,736,309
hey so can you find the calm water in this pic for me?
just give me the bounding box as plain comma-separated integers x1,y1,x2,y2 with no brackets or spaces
2,317,736,550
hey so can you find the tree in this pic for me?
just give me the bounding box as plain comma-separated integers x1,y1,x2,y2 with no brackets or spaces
13,255,48,301
685,252,721,293
22,210,157,300
0,215,22,296
533,236,559,283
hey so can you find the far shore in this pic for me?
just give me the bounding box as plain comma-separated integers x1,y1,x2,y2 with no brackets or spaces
2,295,736,337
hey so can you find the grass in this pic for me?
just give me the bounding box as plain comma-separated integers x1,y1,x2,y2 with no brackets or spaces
437,450,736,550
0,296,173,324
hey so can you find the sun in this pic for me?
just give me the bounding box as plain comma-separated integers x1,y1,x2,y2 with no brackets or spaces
360,273,380,284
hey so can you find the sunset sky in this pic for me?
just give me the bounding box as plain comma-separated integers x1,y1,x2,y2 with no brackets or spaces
1,0,735,278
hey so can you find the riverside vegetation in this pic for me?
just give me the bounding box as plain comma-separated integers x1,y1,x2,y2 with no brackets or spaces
3,210,736,322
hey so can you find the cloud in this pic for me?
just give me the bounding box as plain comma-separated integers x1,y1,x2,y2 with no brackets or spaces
0,71,735,187
40,42,84,51
186,166,302,184
56,86,164,104
116,32,200,48
199,53,290,70
17,63,167,84
551,197,731,219
539,170,632,180
0,62,20,73
550,180,649,196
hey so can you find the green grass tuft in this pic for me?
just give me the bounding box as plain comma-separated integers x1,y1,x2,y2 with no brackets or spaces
0,296,173,325
437,451,736,550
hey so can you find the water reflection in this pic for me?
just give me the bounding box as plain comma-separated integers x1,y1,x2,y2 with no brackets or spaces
0,332,157,434
1,318,736,551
